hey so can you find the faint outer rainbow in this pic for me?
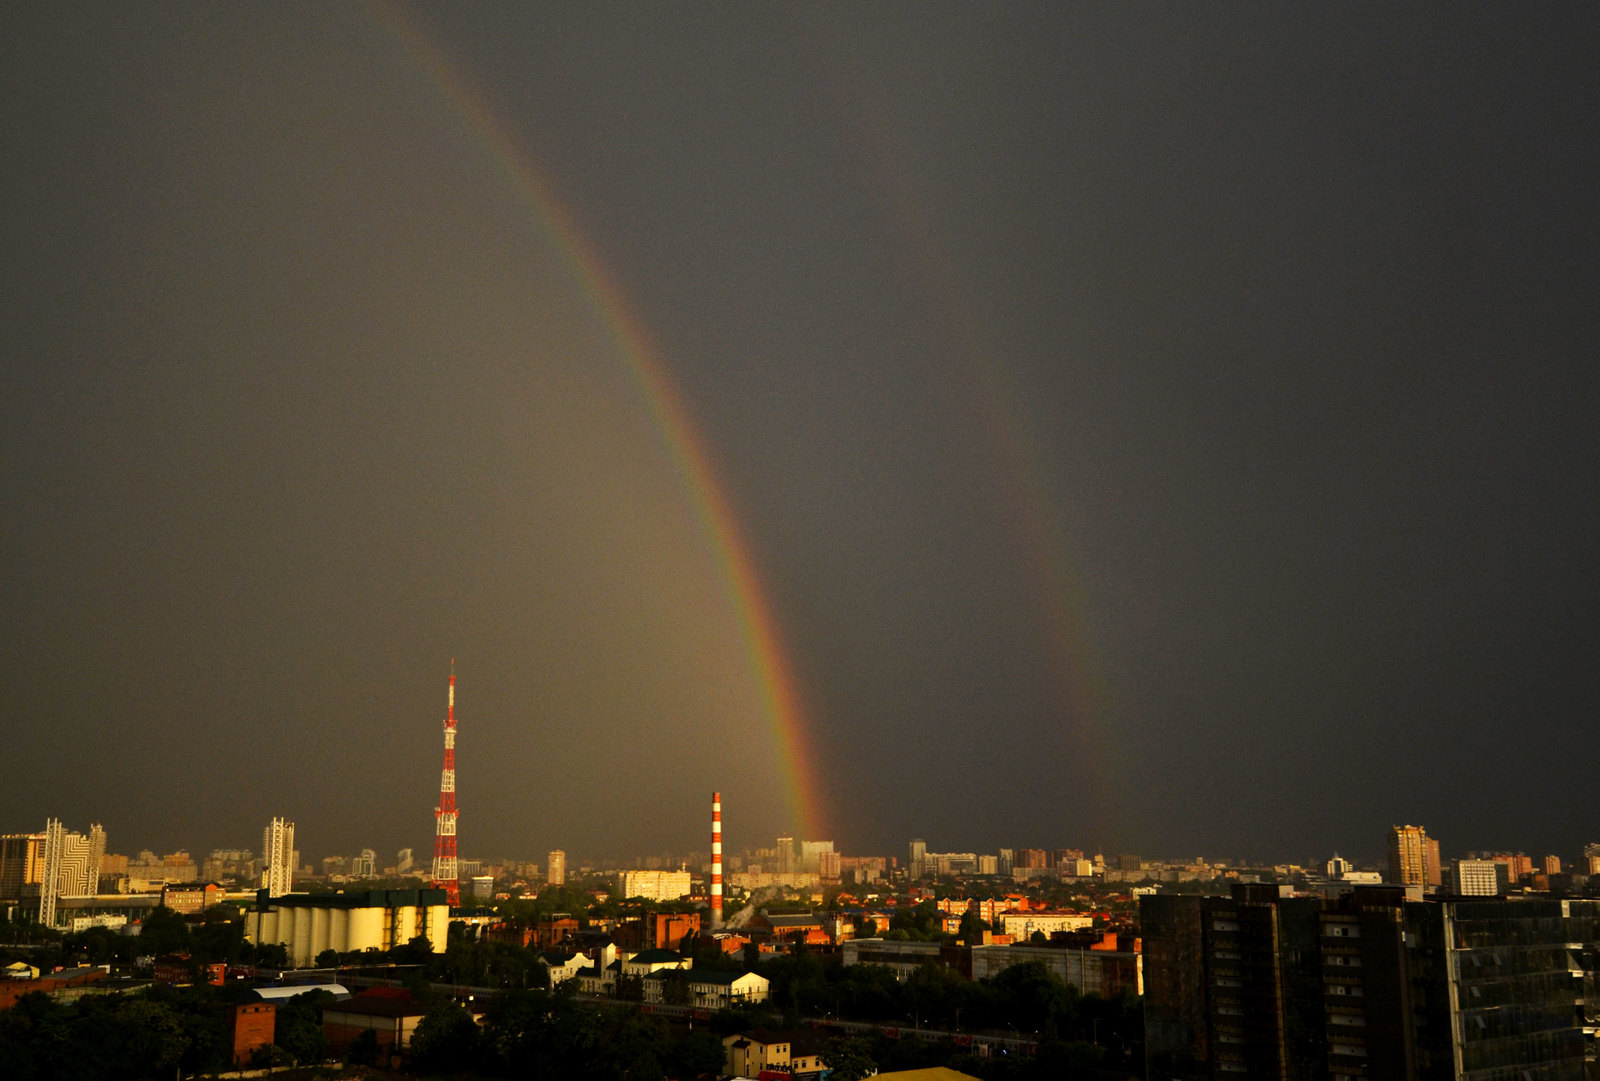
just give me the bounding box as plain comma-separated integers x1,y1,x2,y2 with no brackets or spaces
370,3,825,840
823,60,1119,821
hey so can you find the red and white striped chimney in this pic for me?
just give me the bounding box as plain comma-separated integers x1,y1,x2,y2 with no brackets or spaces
711,791,723,929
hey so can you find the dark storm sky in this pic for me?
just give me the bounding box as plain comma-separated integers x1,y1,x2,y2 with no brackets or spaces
3,4,1596,868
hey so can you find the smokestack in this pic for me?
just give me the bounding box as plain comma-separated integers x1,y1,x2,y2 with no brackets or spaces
711,791,723,930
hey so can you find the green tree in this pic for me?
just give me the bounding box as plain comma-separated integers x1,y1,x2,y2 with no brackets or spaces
273,988,333,1065
410,999,482,1072
673,1029,727,1078
345,1028,381,1067
822,1035,877,1081
661,968,692,1005
117,997,192,1077
614,972,645,1001
988,961,1077,1036
139,905,191,957
391,933,434,965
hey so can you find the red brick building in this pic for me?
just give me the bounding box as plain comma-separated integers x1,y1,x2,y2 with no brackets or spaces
228,1003,276,1065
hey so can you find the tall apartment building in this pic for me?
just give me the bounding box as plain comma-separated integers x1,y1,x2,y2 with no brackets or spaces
1452,859,1500,896
618,869,692,902
909,839,927,879
1387,825,1438,889
261,818,295,897
0,832,46,900
547,850,565,887
800,840,834,872
1143,885,1600,1081
35,820,104,928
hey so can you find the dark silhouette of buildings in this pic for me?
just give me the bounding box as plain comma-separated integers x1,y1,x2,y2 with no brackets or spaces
1143,884,1600,1081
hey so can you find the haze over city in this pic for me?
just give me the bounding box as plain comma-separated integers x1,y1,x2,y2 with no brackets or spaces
3,5,1596,866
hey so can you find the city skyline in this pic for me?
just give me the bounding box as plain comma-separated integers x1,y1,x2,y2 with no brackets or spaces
4,7,1597,862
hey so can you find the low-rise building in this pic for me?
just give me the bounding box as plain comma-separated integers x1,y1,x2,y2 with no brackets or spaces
161,882,223,914
322,987,427,1054
997,911,1094,940
642,969,769,1009
228,1003,276,1066
842,938,962,980
969,943,1143,996
539,950,591,986
723,1030,829,1080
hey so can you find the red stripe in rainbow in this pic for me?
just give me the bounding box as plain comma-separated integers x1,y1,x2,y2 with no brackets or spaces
369,2,824,841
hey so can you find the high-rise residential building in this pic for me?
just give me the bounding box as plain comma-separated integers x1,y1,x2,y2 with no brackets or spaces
1424,836,1443,887
547,850,565,887
0,832,46,899
1143,885,1600,1081
909,839,927,879
800,840,834,872
397,848,414,874
36,820,105,927
1482,852,1534,884
261,818,295,897
350,849,377,878
1453,859,1501,896
619,869,692,902
1544,854,1562,875
1387,824,1436,888
775,837,796,874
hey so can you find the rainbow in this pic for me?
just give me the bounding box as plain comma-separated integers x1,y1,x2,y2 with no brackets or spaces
368,3,825,840
832,71,1118,820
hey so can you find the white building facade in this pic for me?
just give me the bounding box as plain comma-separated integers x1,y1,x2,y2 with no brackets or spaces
261,818,295,897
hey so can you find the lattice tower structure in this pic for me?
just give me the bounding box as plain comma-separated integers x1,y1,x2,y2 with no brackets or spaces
431,664,460,906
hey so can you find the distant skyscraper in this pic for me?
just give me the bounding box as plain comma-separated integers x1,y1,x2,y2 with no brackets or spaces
909,839,927,879
350,849,377,878
547,850,565,887
800,840,834,872
397,847,414,874
1387,824,1435,888
261,818,295,897
0,832,45,900
1453,859,1500,896
37,819,105,927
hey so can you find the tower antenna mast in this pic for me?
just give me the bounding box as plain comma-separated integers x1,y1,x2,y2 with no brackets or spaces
431,660,460,907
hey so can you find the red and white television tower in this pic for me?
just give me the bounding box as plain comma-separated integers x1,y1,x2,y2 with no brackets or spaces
431,661,460,907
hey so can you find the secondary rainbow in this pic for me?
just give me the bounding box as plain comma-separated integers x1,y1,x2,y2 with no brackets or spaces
369,3,825,840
